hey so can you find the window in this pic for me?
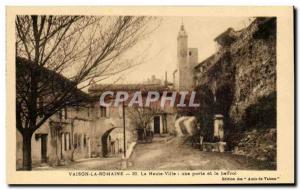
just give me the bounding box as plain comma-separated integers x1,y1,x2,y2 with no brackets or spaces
78,134,81,148
83,134,87,147
65,133,70,150
68,133,71,150
100,106,107,118
64,133,67,151
97,106,110,118
74,133,78,148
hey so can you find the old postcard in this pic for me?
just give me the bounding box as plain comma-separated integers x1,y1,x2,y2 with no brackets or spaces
6,6,294,184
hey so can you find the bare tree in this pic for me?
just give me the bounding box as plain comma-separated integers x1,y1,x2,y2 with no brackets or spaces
127,105,161,142
15,15,157,170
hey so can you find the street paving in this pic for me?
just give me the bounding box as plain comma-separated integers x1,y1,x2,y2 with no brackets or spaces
34,157,122,170
127,136,275,170
36,136,275,170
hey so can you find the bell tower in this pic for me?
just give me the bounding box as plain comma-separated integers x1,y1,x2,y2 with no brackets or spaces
176,23,195,90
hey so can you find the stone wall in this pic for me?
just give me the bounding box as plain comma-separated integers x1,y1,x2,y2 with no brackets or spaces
233,128,276,163
16,107,92,169
193,18,277,161
229,18,276,124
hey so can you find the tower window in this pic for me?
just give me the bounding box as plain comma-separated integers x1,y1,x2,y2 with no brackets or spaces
189,51,192,56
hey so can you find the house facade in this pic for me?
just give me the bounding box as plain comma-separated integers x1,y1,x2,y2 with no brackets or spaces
16,23,203,170
16,82,177,169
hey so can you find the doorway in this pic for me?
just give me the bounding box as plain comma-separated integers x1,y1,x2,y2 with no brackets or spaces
154,116,160,134
101,127,117,157
41,134,48,163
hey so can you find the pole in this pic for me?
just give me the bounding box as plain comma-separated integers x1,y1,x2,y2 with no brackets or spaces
122,101,126,158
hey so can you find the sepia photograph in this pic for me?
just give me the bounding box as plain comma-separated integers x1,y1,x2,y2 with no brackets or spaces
6,6,294,184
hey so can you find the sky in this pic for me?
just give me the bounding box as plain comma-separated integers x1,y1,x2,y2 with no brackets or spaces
99,16,253,84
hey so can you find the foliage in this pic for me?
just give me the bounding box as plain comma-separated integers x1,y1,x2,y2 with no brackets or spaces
127,106,161,142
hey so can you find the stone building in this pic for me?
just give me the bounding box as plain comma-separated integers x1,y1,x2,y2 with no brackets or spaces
16,97,136,169
88,83,177,138
16,104,94,169
15,59,134,169
16,57,95,169
16,72,177,169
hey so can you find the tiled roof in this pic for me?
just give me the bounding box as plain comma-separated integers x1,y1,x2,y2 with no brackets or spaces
88,83,173,96
16,56,90,101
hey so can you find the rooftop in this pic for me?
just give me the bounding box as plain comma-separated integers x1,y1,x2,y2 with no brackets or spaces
88,83,173,96
16,56,90,103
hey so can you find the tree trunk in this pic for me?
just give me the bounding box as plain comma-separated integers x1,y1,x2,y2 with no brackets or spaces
22,130,33,171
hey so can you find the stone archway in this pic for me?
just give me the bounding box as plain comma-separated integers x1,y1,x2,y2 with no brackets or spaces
101,127,123,157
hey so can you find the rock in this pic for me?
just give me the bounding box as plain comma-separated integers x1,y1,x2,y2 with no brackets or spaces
232,128,276,162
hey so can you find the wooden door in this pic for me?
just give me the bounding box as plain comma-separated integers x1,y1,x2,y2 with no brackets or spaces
154,116,160,134
41,135,48,163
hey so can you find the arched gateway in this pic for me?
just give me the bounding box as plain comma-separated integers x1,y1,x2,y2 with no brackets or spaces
101,127,122,157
